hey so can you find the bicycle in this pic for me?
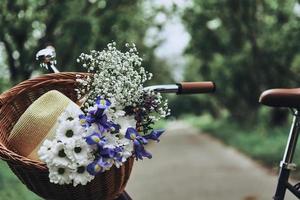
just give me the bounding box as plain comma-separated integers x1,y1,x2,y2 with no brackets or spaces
6,46,298,200
35,46,300,200
36,47,300,200
260,88,300,200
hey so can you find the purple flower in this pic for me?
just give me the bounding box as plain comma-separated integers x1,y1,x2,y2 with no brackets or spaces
133,140,152,160
85,132,107,147
125,127,152,160
79,114,88,128
96,96,111,109
99,147,116,158
80,97,118,133
85,133,122,160
87,161,102,175
125,127,147,144
144,129,165,142
87,158,113,175
113,146,124,162
110,123,121,133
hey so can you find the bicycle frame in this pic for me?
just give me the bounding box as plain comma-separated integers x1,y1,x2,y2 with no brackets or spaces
273,109,300,200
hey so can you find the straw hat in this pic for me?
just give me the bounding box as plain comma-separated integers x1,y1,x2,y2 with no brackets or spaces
7,90,83,161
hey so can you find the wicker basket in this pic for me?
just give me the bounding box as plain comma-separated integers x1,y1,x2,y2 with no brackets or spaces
0,72,134,200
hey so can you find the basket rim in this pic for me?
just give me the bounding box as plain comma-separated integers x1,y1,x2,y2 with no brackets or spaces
0,72,85,107
0,72,87,170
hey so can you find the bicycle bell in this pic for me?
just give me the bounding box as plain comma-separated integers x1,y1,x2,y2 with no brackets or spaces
36,46,59,73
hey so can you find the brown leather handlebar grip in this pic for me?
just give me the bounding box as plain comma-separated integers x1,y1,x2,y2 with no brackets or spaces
177,82,216,94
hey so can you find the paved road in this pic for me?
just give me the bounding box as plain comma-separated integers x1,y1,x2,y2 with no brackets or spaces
126,121,295,200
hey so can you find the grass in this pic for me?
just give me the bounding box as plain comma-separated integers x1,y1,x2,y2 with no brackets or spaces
184,114,300,176
0,161,41,200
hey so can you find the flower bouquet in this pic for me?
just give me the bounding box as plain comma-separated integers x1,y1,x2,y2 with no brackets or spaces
0,43,170,200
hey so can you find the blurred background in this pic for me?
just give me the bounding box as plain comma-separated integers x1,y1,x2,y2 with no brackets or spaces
1,0,300,199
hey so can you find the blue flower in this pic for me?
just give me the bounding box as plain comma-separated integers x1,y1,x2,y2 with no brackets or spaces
133,140,152,160
113,146,124,162
85,132,107,147
99,147,116,158
80,97,118,133
79,114,88,127
96,96,111,109
125,127,147,144
87,161,102,175
109,123,121,133
85,132,122,159
87,158,112,175
144,129,165,142
125,127,152,160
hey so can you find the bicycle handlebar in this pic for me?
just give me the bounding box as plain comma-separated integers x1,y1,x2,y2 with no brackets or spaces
177,82,216,94
144,82,216,94
36,47,216,95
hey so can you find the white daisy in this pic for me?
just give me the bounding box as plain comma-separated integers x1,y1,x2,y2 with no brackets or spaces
58,103,84,123
65,137,94,165
48,165,73,185
51,141,72,167
55,120,85,143
70,165,95,186
38,139,55,163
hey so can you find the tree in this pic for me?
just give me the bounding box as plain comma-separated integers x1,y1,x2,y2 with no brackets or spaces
0,0,173,85
182,0,300,124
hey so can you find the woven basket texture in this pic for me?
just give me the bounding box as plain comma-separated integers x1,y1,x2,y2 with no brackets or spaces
0,72,134,200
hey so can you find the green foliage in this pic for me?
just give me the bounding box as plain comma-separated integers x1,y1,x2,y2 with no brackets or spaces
0,1,174,197
0,161,41,200
0,77,11,92
182,0,300,123
168,95,220,118
0,0,173,85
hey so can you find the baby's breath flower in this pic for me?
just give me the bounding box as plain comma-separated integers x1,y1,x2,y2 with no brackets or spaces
76,43,152,113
